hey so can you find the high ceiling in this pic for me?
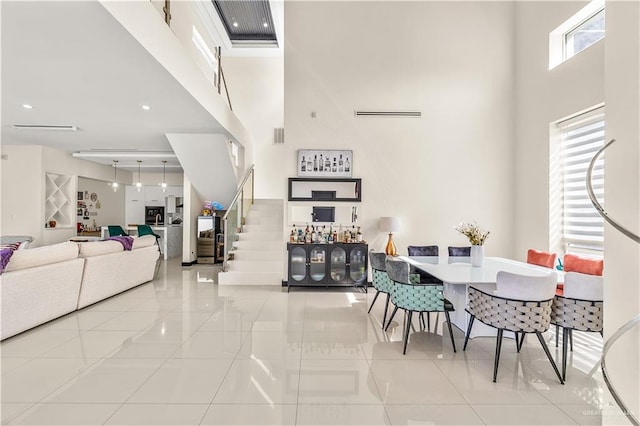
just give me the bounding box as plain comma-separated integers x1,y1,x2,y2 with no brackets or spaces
1,1,225,172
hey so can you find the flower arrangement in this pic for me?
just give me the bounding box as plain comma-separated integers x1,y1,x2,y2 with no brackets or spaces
454,221,490,246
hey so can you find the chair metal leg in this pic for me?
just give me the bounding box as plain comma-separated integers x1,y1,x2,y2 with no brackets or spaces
368,290,381,313
403,311,413,355
535,332,564,385
516,332,525,352
463,315,475,351
562,327,569,381
444,311,456,353
426,312,431,332
492,329,504,382
569,328,573,352
381,293,391,329
555,324,559,347
419,313,425,330
385,306,398,331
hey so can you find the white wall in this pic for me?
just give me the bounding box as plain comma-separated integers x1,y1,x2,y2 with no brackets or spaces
77,177,126,230
514,1,604,260
223,56,284,197
282,1,516,255
0,145,133,246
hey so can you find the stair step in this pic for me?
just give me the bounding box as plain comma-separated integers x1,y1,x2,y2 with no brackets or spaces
238,232,283,241
253,199,283,205
244,217,283,226
242,224,282,233
233,249,284,261
233,240,283,250
218,271,283,285
226,260,283,273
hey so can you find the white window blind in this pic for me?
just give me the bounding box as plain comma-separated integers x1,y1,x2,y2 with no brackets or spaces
558,108,605,255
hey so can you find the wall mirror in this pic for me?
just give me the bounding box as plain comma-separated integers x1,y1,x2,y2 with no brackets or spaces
288,178,361,202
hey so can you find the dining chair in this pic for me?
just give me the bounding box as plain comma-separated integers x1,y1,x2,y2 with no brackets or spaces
137,224,162,255
368,250,394,329
107,225,128,237
551,271,603,381
447,246,471,263
407,245,441,284
526,248,557,269
463,270,563,384
385,257,456,354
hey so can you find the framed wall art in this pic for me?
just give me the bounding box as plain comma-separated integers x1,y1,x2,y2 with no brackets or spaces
297,150,352,177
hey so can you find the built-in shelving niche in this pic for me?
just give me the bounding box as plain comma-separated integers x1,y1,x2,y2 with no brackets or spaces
44,172,74,228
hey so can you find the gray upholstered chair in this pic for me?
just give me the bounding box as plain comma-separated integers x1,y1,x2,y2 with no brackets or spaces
368,250,394,329
447,246,471,263
385,257,456,355
407,245,441,284
463,271,563,383
551,271,603,380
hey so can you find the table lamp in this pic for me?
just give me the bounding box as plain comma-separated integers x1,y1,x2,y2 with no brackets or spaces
379,217,400,256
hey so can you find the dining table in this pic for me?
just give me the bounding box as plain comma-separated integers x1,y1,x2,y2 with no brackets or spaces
397,256,561,338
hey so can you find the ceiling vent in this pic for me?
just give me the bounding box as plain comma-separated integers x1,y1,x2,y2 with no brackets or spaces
273,127,284,144
353,111,422,118
13,124,77,131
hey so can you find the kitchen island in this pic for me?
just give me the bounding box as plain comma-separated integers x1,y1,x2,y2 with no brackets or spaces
101,225,182,260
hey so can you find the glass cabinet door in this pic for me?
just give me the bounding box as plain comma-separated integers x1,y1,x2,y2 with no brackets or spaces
349,247,366,282
330,247,347,282
290,246,307,282
309,246,326,282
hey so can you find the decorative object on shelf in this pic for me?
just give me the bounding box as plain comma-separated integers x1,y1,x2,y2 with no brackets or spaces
90,192,98,202
109,160,119,192
454,221,490,267
379,216,400,256
160,160,167,192
297,150,352,178
45,172,73,228
48,220,57,228
135,160,143,192
77,192,83,201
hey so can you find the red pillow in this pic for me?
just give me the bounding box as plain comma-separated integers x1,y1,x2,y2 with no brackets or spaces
527,249,557,269
563,254,604,276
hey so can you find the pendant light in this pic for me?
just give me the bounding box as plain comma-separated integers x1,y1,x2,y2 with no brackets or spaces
110,160,119,192
135,160,143,192
161,160,167,192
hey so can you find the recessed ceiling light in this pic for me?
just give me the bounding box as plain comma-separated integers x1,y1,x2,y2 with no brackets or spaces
263,22,268,28
22,104,33,109
141,105,151,110
233,21,239,27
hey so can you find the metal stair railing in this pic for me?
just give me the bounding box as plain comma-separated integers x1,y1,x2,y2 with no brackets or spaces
222,165,254,272
587,139,640,426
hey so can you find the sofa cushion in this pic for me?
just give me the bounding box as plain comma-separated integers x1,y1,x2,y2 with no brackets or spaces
5,241,79,272
563,254,604,276
78,240,123,257
526,249,557,269
132,235,156,249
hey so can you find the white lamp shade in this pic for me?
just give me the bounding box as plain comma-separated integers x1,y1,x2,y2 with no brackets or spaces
379,216,401,233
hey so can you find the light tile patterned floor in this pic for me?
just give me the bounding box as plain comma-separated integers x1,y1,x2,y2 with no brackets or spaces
0,259,623,425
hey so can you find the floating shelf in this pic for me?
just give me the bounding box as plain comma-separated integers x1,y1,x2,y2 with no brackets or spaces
45,172,74,228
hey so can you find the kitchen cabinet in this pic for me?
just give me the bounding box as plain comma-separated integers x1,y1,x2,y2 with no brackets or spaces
286,243,368,291
145,186,164,206
125,186,145,225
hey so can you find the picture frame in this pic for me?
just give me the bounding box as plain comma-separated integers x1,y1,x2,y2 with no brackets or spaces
77,208,83,216
297,150,353,177
77,191,83,201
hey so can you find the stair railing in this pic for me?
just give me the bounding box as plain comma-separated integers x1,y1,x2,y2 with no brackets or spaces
222,165,255,272
587,139,640,426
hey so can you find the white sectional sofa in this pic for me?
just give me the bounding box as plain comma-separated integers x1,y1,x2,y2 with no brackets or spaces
0,235,159,340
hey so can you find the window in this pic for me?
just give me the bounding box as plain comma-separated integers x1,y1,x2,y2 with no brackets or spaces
551,107,605,257
564,8,605,60
549,0,605,69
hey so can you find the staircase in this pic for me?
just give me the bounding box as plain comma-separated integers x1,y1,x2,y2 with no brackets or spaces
217,199,285,285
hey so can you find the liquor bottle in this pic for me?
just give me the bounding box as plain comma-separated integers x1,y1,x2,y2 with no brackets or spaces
313,155,318,172
319,154,324,172
338,224,343,243
332,157,337,172
332,230,337,243
307,157,312,171
298,227,304,243
325,155,331,171
290,229,296,243
338,154,344,172
311,225,317,243
301,156,306,172
345,157,350,172
356,226,363,242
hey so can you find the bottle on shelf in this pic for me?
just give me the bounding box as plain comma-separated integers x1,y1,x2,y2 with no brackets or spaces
345,157,351,173
319,154,324,172
313,155,318,172
338,154,344,172
307,157,312,171
338,224,344,243
301,156,306,172
298,227,304,243
325,155,331,171
311,225,317,243
290,226,296,243
332,157,337,173
356,226,363,242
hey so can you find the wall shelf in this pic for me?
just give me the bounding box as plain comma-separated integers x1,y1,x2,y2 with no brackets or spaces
45,172,74,228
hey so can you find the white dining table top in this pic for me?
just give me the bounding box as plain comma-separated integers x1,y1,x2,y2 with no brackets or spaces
398,256,561,285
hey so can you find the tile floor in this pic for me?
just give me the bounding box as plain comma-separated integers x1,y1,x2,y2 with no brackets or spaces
0,259,626,425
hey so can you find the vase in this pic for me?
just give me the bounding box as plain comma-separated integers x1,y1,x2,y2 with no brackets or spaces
471,245,484,267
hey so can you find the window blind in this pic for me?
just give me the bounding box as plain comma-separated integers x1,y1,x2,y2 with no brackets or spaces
558,108,605,255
